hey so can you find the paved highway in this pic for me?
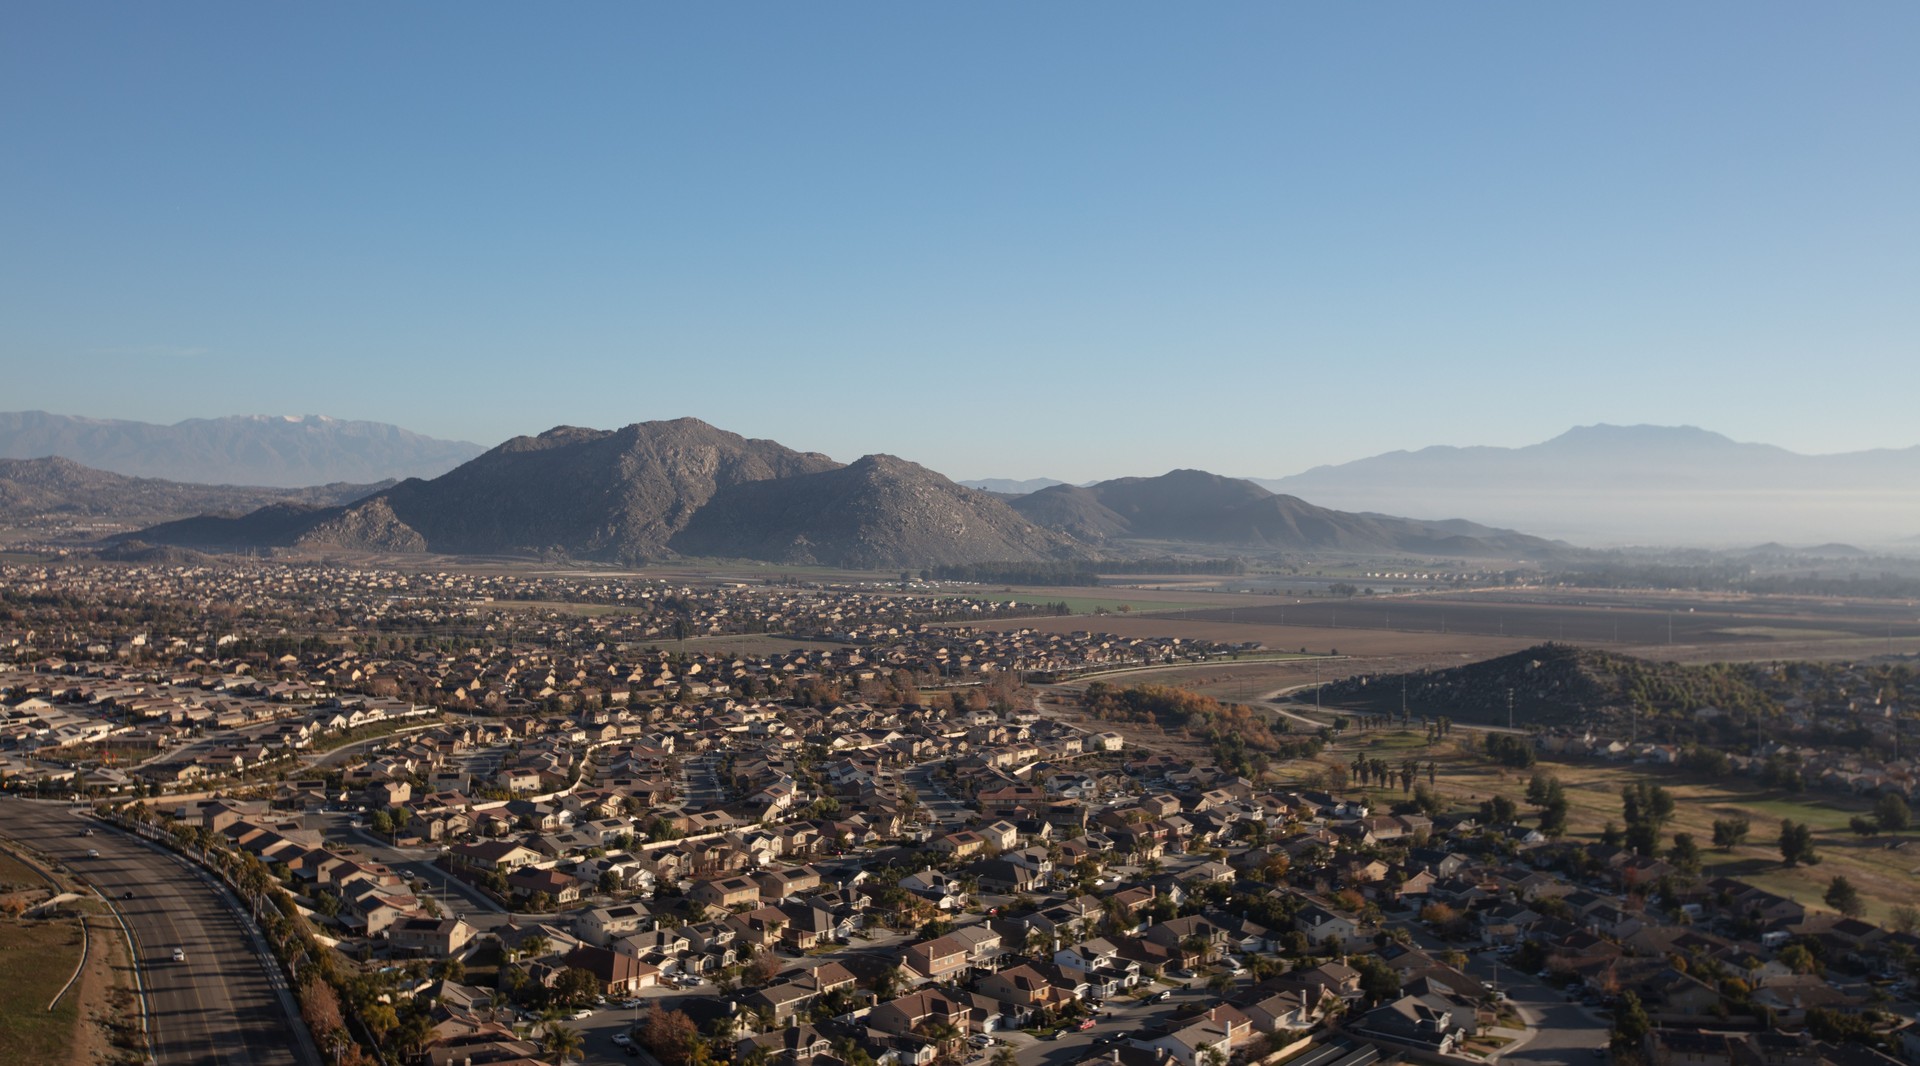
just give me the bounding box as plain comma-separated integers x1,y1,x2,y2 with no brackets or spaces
0,799,322,1066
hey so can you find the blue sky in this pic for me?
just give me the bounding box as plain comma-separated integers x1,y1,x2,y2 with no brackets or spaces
3,4,1916,481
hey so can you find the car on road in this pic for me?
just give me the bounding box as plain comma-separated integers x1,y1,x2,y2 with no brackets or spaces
86,849,100,858
613,1034,633,1047
571,1008,594,1020
121,890,134,900
172,948,186,962
1151,990,1172,1003
1077,1018,1096,1031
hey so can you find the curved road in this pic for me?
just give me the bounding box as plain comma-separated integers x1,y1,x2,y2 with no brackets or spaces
0,799,321,1066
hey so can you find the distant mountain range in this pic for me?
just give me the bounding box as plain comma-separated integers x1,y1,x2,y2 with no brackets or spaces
1247,425,1920,546
0,411,485,487
117,418,1560,567
0,456,388,525
961,477,1070,495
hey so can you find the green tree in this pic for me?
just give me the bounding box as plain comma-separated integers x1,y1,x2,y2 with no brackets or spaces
1778,942,1821,975
555,966,601,1007
1711,817,1750,850
1610,991,1650,1051
1349,954,1401,1005
1667,833,1702,878
1479,795,1517,825
1823,875,1866,919
1876,792,1912,834
1778,820,1820,867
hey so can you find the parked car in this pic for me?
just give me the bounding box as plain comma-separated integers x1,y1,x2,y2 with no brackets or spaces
1077,1018,1096,1031
969,1035,993,1049
1151,990,1172,1003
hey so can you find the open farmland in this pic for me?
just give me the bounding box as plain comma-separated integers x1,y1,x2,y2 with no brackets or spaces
1007,610,1533,661
1169,588,1920,661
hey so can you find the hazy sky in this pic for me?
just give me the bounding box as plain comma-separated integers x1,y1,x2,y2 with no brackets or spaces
4,4,1916,481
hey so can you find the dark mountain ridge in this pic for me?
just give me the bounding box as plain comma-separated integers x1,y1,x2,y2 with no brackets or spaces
675,454,1083,568
132,419,1078,567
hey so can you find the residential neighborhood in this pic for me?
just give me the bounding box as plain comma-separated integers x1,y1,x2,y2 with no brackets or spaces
1,560,1917,1066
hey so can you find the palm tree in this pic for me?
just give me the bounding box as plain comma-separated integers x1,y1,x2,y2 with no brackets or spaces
1180,934,1216,966
992,1047,1018,1066
543,1023,585,1063
921,1021,962,1054
708,1012,739,1041
872,964,906,1001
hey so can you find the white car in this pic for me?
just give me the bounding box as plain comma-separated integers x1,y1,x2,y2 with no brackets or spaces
172,948,186,962
613,1034,634,1047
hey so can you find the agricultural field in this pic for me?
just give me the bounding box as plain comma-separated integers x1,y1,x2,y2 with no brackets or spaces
1011,610,1532,662
1176,588,1920,660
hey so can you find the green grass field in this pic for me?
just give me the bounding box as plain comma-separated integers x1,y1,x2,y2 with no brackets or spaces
0,919,84,1064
